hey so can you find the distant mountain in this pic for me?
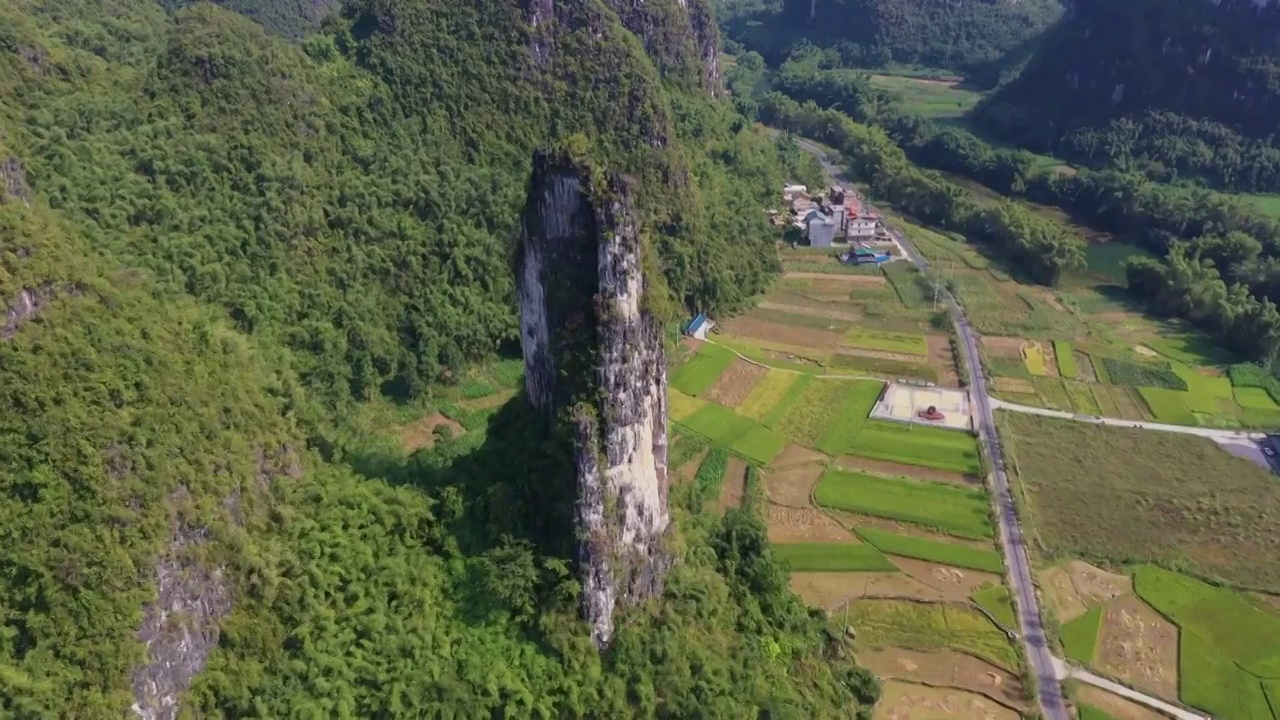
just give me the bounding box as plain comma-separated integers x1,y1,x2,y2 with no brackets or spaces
979,0,1280,191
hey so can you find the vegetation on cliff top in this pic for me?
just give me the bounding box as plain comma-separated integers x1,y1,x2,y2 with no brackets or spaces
0,0,865,715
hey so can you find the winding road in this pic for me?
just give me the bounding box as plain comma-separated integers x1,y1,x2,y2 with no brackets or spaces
792,138,1214,720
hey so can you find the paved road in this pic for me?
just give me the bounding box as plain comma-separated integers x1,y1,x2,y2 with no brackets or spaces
990,396,1265,440
795,138,1072,720
1051,659,1210,720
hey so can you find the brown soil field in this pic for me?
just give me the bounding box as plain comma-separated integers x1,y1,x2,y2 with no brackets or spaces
718,317,842,352
784,271,887,285
1039,561,1132,622
982,336,1026,359
674,448,710,484
759,300,862,323
791,572,946,611
1254,592,1280,615
767,505,855,542
830,511,995,550
874,681,1021,720
764,447,826,507
1074,351,1098,383
719,457,748,512
926,334,960,386
680,337,703,353
992,377,1037,395
704,359,768,408
891,556,1002,601
400,413,466,452
1094,594,1179,700
858,649,1027,711
1074,685,1170,720
835,455,976,487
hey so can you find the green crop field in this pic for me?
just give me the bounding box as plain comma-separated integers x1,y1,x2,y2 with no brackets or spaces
1078,707,1122,720
678,403,787,464
1137,387,1199,425
844,328,929,356
763,374,814,427
1099,357,1187,389
815,468,993,539
692,448,730,503
1059,605,1102,664
670,342,736,396
1179,631,1273,720
855,528,1004,573
668,432,710,471
752,308,852,332
830,353,938,382
1148,333,1234,366
737,370,800,420
1023,343,1049,376
815,380,885,455
730,425,788,465
999,412,1280,592
1064,381,1102,415
867,75,982,119
1083,241,1155,283
778,378,857,446
881,261,933,307
773,542,898,572
1054,341,1078,378
668,390,706,421
845,421,983,475
970,583,1016,629
1235,385,1280,410
850,599,1020,670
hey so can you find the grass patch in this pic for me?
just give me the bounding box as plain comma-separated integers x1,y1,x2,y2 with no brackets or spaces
998,412,1280,592
668,432,710,470
1031,377,1072,412
763,374,814,427
815,380,885,455
846,421,982,475
815,468,993,539
881,261,933,307
1059,605,1102,664
668,389,706,421
1083,242,1155,283
1063,381,1102,415
1078,707,1121,720
855,528,1004,573
1023,342,1049,376
1228,362,1280,404
1148,333,1233,366
730,425,788,465
1179,631,1273,720
844,328,928,356
736,369,800,420
987,356,1031,380
849,599,1020,670
778,378,854,446
670,343,736,397
1054,341,1078,379
971,583,1017,629
1235,386,1280,410
830,353,938,382
1098,357,1187,390
1171,362,1233,413
1136,388,1198,425
867,75,982,119
773,542,898,572
692,448,730,503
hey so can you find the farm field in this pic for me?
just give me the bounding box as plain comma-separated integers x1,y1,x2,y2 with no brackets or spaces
867,74,982,119
815,468,993,539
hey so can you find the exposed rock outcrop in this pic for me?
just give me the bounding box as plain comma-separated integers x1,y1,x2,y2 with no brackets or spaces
517,149,670,648
1,156,31,204
2,282,82,341
600,0,722,94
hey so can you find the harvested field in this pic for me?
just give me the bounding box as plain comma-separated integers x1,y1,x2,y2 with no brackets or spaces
992,377,1036,395
1094,594,1179,700
771,443,828,469
758,300,861,322
982,336,1026,359
891,556,1003,601
400,413,466,452
766,505,855,543
999,412,1280,592
1075,686,1171,720
1039,561,1132,622
719,457,748,512
858,649,1027,711
785,271,886,285
763,458,825,507
791,572,943,610
835,455,975,486
851,599,1021,670
703,358,768,408
718,316,842,352
926,333,960,386
873,682,1021,720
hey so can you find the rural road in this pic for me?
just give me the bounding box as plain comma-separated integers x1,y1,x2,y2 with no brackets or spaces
796,137,1074,720
1051,659,1210,720
989,396,1265,441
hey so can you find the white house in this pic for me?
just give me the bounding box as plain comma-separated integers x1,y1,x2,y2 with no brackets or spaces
847,217,879,239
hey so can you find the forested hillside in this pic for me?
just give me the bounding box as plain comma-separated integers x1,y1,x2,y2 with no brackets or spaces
0,0,865,716
980,0,1280,192
719,0,1061,74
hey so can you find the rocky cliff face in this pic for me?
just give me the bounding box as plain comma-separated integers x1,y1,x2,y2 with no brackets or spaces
600,0,722,94
517,150,670,648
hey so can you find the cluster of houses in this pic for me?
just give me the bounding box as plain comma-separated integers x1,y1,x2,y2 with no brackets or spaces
775,184,884,248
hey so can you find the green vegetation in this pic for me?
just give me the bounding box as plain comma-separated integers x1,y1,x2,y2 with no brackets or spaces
843,328,928,356
867,75,980,119
846,421,982,475
1054,341,1078,379
763,374,814,426
999,412,1280,592
881,260,934,308
814,469,993,539
669,432,711,470
815,380,884,455
1136,388,1199,425
730,425,790,465
1083,243,1155,283
1078,707,1121,720
670,343,738,397
0,1,885,713
849,599,1021,671
1063,381,1102,415
737,369,801,420
1059,605,1102,664
1135,566,1280,719
1235,386,1280,410
693,448,732,503
778,378,857,446
830,353,938,381
1023,343,1049,376
970,583,1016,629
855,529,1004,573
681,403,788,464
773,542,897,572
1229,363,1280,404
1098,358,1187,390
